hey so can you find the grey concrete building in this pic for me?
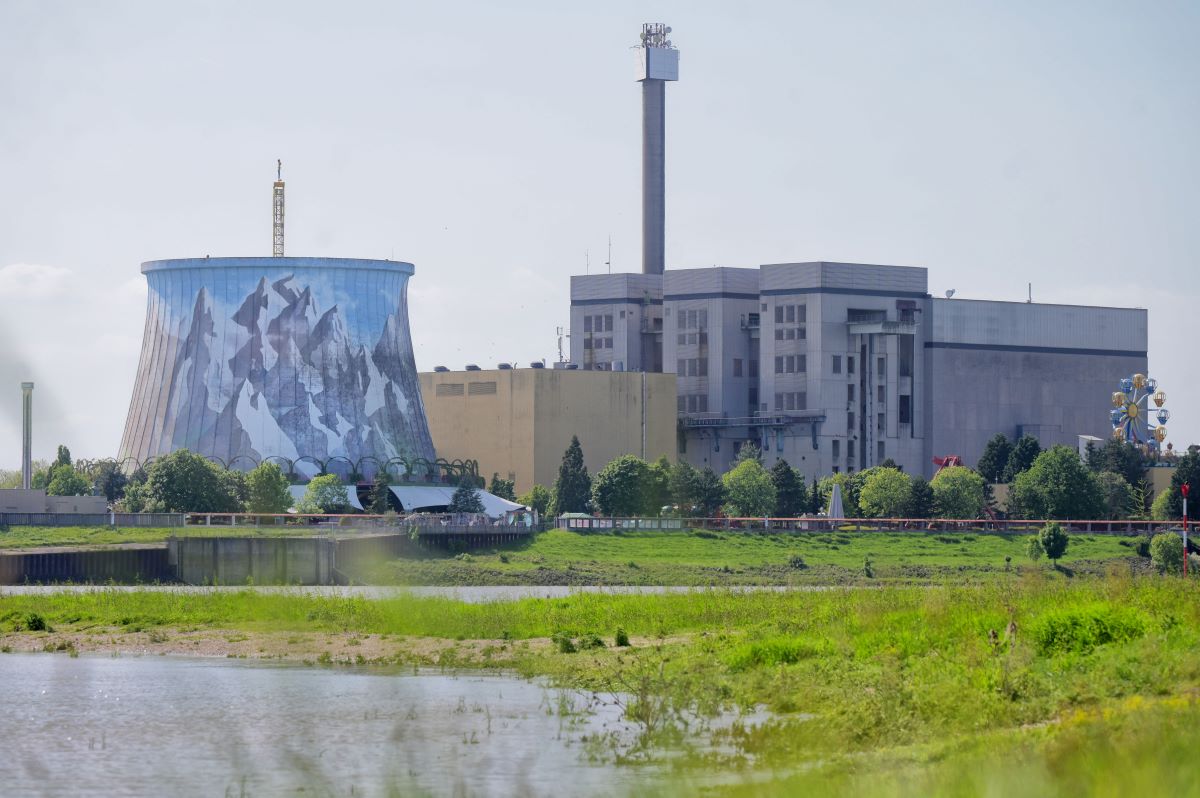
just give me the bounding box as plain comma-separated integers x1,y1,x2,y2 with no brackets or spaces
568,262,1148,480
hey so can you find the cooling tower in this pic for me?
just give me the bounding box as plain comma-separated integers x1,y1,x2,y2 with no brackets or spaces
118,257,435,474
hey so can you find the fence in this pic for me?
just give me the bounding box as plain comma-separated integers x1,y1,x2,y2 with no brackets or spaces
556,516,1187,536
179,513,548,537
0,512,185,528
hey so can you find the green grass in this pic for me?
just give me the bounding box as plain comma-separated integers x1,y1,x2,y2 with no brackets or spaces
4,573,1200,794
371,527,1143,585
0,524,326,549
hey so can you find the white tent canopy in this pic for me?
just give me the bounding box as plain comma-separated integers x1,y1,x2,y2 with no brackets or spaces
388,486,523,519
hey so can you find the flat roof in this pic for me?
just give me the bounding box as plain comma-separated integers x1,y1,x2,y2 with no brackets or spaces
141,257,414,275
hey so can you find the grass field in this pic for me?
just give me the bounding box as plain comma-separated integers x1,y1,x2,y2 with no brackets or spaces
371,526,1148,585
0,524,322,549
2,574,1198,794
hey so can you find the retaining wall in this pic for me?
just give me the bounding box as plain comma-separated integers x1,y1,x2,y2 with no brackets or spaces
0,546,172,585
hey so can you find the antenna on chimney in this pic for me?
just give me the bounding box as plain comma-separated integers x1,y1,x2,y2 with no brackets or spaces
1027,282,1032,303
272,160,285,257
605,235,612,274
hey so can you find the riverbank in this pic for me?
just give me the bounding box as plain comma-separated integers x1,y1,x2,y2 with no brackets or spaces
2,573,1198,794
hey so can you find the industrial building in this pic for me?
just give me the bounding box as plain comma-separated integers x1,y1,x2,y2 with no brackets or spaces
419,367,676,495
569,262,1148,479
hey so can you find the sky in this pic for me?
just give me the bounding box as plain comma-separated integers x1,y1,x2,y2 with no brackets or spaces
1,0,1197,466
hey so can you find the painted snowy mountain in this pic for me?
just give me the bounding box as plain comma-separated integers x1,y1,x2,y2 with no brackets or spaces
158,274,434,471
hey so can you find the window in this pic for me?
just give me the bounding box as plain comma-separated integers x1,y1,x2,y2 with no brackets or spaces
797,305,807,323
833,465,840,473
848,384,855,402
698,358,708,377
774,393,783,411
584,338,593,350
698,394,708,412
878,413,885,432
698,309,708,328
687,359,697,377
774,306,783,324
785,355,794,373
832,355,842,374
878,441,886,461
848,411,855,431
604,314,613,332
687,395,697,412
878,356,886,376
775,356,784,374
677,359,685,375
584,316,593,333
605,338,613,350
786,305,795,323
761,302,767,311
678,395,685,412
733,358,743,378
797,391,807,410
848,356,855,375
775,329,784,341
749,360,759,378
677,333,686,345
877,385,885,403
832,439,841,460
899,395,912,424
687,310,697,329
797,327,807,340
698,331,708,345
687,332,697,345
619,310,625,319
749,386,758,407
785,393,795,411
785,328,795,340
798,355,807,373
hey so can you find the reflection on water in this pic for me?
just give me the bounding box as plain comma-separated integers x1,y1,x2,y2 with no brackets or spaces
0,654,653,797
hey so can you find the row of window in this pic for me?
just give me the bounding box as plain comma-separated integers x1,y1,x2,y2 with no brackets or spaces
676,357,709,377
773,304,807,324
774,354,807,375
678,393,709,413
676,309,708,330
829,440,888,466
583,337,613,350
774,392,807,412
582,314,613,333
731,358,759,378
676,331,709,346
774,327,807,341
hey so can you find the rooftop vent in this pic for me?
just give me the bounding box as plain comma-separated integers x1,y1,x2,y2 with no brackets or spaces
465,364,481,371
530,361,545,369
433,366,449,373
497,363,512,370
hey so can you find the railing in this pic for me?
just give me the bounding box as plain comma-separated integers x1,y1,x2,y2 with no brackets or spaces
179,513,547,536
556,516,1187,536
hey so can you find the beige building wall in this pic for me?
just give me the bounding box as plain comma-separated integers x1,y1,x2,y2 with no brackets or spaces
419,369,677,495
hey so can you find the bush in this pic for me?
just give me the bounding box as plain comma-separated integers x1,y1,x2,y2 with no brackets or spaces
1038,522,1070,563
1150,533,1184,574
1031,604,1148,655
862,556,875,579
614,628,631,647
787,554,807,570
22,612,48,632
1026,536,1044,561
1135,535,1153,558
577,633,606,650
551,631,577,654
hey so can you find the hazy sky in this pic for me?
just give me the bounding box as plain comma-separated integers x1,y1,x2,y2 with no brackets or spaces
1,0,1197,466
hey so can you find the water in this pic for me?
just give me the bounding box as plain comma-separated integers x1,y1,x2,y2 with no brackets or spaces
0,584,826,603
0,654,657,796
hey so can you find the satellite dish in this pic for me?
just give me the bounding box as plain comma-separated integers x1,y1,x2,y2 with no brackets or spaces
945,289,956,299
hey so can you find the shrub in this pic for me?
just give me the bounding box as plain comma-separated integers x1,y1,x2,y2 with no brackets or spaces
577,633,606,650
1038,522,1070,563
787,554,807,570
1026,536,1044,561
862,556,875,579
1150,533,1184,574
22,612,48,632
551,632,577,654
1031,604,1148,655
614,628,630,647
1135,536,1153,558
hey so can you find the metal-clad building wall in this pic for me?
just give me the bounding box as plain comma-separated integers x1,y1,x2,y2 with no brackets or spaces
118,257,435,473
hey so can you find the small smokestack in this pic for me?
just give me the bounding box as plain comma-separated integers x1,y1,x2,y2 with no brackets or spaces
21,382,33,490
636,23,678,276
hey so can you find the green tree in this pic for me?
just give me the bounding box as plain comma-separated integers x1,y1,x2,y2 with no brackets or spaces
51,444,72,470
808,476,821,515
517,484,552,516
642,456,673,515
1150,532,1184,574
976,434,1013,483
591,455,650,516
1026,535,1044,561
1003,435,1042,482
488,472,516,501
297,473,349,514
667,461,700,515
859,468,913,518
907,476,935,518
1085,437,1148,489
1038,521,1070,563
368,469,392,514
46,464,89,496
246,462,293,514
1095,470,1134,520
117,481,149,513
818,472,860,517
722,459,777,517
734,441,762,465
770,459,805,517
144,450,242,513
447,475,485,514
694,467,725,517
1009,446,1104,519
931,466,986,518
1164,451,1200,522
86,459,128,502
1151,489,1173,521
552,436,591,514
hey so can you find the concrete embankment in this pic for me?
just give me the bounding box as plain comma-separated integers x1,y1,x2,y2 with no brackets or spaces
0,545,172,585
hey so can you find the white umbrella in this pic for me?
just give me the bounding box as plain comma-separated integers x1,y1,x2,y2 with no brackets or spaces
827,483,844,519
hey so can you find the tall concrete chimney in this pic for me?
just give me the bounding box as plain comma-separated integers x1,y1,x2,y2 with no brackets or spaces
636,23,678,276
20,382,33,490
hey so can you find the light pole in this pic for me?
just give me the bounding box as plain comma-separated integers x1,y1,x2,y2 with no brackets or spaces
1183,483,1191,577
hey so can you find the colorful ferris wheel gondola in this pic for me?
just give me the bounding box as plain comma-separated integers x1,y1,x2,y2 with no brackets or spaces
1110,373,1169,454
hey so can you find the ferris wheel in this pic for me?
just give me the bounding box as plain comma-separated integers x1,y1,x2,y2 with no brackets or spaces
1110,373,1169,453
